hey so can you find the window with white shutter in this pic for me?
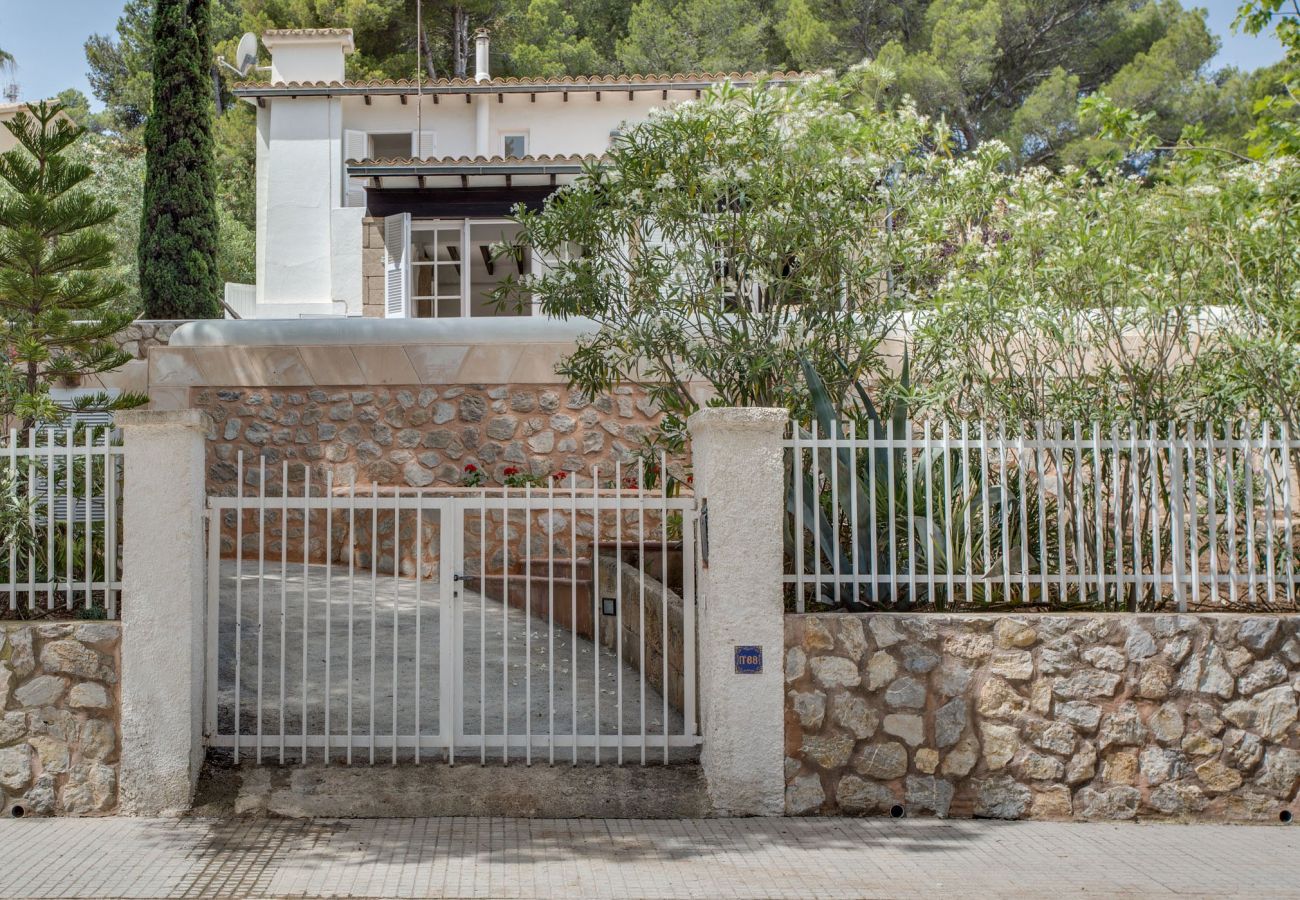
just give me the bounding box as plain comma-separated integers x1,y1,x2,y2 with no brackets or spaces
384,213,412,318
343,129,368,208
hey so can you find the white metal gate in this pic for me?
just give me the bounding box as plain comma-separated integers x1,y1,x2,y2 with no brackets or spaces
205,455,700,766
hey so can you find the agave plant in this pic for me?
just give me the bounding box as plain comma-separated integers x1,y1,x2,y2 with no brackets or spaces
787,355,1059,611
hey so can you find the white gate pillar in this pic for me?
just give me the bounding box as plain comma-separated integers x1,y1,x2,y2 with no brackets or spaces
117,409,211,815
688,407,787,815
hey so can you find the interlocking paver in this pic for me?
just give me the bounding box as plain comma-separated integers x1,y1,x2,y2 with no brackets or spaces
0,816,1296,898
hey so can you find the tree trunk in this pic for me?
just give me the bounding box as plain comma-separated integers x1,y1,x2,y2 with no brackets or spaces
453,5,467,79
419,26,438,80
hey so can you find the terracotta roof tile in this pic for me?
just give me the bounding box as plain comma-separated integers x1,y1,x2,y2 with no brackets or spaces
234,71,810,93
262,28,354,38
349,153,600,165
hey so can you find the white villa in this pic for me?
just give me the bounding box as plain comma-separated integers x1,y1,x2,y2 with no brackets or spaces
230,28,801,321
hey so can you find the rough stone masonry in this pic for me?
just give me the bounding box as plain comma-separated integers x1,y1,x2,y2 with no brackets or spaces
0,623,120,816
785,613,1300,821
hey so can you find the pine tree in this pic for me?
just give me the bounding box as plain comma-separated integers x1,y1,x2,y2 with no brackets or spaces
0,102,145,429
138,0,221,319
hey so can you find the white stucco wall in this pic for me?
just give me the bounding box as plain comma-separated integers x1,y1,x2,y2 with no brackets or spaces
267,40,347,84
688,406,788,816
259,96,343,314
117,409,210,815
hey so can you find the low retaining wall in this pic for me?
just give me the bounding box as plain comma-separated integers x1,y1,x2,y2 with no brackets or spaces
785,613,1299,822
0,622,120,816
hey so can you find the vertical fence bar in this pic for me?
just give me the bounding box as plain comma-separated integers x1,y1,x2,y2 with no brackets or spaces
548,476,556,766
502,484,510,764
923,422,936,606
1070,422,1087,605
5,430,15,613
63,427,73,612
524,482,533,766
1206,424,1220,605
1017,426,1030,606
570,475,579,766
1109,423,1124,610
850,421,859,607
233,451,243,764
205,498,220,745
479,488,487,765
961,421,973,607
868,421,879,606
1091,423,1106,609
792,423,804,613
1186,423,1201,610
592,467,601,766
1262,422,1277,608
302,466,311,763
997,422,1012,604
106,441,119,618
615,460,624,765
370,482,378,765
1053,422,1068,605
392,485,401,765
886,419,899,607
324,471,333,763
1226,423,1240,606
660,451,670,763
1169,421,1187,612
831,422,842,607
32,429,41,611
638,459,647,765
1149,423,1165,607
978,423,992,599
1244,421,1260,605
682,487,697,742
812,421,822,606
414,492,422,764
905,420,917,606
258,460,267,764
1128,423,1143,609
347,480,356,765
1281,423,1296,608
277,461,287,763
81,427,93,610
943,421,955,608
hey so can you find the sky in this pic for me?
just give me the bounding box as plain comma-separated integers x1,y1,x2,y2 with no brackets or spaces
0,0,1290,109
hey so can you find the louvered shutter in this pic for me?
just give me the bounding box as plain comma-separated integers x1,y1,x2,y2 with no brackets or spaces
412,130,436,158
384,213,412,318
344,129,368,207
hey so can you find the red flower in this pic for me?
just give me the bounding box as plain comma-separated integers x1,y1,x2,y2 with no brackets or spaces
503,466,520,476
463,463,477,473
553,471,567,481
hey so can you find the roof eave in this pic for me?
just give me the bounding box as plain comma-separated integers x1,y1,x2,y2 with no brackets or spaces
233,74,805,99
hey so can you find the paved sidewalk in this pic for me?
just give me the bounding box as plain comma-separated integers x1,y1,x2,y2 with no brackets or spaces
1,816,1297,899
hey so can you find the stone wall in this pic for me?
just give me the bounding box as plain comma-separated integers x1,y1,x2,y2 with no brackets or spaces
196,383,662,496
0,623,120,816
784,613,1300,822
111,320,190,360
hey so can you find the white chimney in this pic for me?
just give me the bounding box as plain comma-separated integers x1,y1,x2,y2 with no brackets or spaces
262,29,354,84
474,28,491,82
474,28,491,156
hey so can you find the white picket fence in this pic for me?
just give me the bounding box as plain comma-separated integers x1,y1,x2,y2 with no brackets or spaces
1,428,125,618
205,453,699,766
786,420,1300,612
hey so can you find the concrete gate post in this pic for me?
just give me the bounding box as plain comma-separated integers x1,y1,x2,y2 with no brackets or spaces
687,407,787,816
117,409,211,815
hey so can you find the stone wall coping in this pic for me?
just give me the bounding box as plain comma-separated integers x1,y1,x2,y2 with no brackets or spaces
116,409,213,430
168,316,601,347
787,611,1300,620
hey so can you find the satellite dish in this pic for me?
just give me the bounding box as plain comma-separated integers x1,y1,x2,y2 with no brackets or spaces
234,32,259,76
218,32,260,78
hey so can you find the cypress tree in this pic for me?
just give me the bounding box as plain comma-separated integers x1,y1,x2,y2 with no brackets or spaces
138,0,220,319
